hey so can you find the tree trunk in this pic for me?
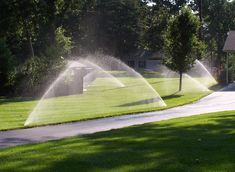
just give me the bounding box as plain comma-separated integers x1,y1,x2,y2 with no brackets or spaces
28,34,34,58
48,24,56,46
179,71,183,91
47,0,56,46
22,19,34,58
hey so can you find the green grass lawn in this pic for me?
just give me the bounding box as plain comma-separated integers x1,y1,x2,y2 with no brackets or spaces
0,110,235,172
0,76,212,130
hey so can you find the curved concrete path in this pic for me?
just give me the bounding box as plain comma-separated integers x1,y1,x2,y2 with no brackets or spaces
1,83,235,149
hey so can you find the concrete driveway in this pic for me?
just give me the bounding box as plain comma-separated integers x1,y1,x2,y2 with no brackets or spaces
1,83,235,149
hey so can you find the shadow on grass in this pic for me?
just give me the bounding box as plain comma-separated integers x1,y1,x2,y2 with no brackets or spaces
162,93,182,100
117,94,182,107
209,84,224,91
116,97,163,107
0,97,36,105
1,111,235,171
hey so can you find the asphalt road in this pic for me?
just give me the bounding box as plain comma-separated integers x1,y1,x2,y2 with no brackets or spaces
1,83,235,149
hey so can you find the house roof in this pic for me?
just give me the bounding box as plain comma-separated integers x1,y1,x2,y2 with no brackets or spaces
223,31,235,53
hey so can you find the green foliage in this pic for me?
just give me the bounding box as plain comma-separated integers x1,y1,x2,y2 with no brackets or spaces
77,0,142,55
164,6,203,90
164,6,202,73
0,39,14,75
202,0,235,64
153,0,190,14
0,0,235,95
42,26,73,60
0,38,15,93
141,6,170,50
5,24,72,96
8,55,66,96
7,57,46,96
17,57,47,86
55,26,73,56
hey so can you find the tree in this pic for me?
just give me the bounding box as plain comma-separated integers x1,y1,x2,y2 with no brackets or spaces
78,0,143,56
0,38,15,94
0,0,37,60
202,0,235,66
152,0,189,14
141,5,170,51
164,6,203,91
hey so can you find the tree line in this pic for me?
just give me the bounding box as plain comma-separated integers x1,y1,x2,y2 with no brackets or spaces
0,0,235,96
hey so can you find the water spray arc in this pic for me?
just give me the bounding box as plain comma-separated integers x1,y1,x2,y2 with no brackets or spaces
25,55,166,126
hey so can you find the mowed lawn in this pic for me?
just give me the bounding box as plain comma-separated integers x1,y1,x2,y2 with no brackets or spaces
0,76,211,130
0,110,235,172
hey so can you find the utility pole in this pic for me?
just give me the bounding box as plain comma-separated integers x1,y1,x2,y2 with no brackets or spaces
226,54,229,84
199,0,203,40
197,0,203,60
